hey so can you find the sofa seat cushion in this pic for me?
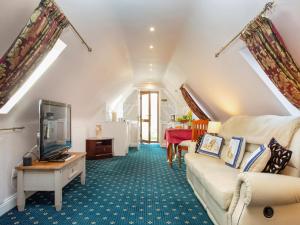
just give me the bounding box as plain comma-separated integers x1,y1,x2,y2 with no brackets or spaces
185,153,239,210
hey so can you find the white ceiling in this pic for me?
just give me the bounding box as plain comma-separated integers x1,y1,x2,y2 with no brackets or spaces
108,0,194,84
0,0,299,123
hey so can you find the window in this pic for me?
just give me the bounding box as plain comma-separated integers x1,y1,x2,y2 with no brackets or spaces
184,85,214,120
0,39,67,114
240,48,300,116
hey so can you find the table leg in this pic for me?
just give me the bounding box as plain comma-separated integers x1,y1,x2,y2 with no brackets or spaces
174,144,178,160
54,170,62,211
81,159,86,185
17,171,25,211
178,148,182,168
167,143,173,167
166,143,169,161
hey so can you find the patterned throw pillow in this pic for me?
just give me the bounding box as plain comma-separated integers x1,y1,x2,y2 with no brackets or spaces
224,137,246,168
195,135,204,153
263,138,293,174
197,134,223,158
241,145,271,172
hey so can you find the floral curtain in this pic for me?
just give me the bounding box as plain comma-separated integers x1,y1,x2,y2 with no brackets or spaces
180,85,210,120
0,0,69,108
241,16,300,109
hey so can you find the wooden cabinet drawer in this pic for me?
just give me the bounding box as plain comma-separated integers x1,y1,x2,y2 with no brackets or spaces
95,145,111,152
86,139,113,160
62,159,83,186
95,140,112,146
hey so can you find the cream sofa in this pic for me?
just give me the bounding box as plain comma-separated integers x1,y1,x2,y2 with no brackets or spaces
184,115,300,225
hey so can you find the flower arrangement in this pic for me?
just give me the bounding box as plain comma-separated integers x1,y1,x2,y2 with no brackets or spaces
176,110,193,124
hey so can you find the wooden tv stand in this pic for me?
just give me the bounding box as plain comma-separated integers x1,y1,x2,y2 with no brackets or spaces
16,152,86,211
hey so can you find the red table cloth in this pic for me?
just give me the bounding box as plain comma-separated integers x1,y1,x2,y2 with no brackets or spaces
164,128,192,146
164,128,192,167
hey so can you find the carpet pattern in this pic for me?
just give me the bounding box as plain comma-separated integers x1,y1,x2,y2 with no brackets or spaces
0,144,213,225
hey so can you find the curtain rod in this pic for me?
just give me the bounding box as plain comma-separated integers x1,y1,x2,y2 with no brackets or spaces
68,22,92,52
53,0,92,52
214,1,275,58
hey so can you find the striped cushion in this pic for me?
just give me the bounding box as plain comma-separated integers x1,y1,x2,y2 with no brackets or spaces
241,145,271,172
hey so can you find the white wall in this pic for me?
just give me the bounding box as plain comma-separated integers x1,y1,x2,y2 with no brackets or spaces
163,0,300,121
123,90,139,121
0,122,37,204
0,0,133,207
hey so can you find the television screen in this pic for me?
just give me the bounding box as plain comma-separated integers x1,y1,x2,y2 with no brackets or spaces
39,100,71,161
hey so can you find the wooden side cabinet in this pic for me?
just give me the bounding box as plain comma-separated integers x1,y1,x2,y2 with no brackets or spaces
86,138,113,159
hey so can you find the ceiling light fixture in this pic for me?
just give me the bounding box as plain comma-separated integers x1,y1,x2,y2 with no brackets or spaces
149,45,154,49
149,26,155,32
149,64,153,67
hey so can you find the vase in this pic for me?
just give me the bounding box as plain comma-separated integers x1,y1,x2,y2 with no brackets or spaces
112,112,117,122
96,125,102,138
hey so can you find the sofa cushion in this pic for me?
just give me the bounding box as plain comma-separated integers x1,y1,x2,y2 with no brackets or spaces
188,141,197,153
198,134,224,158
223,137,246,168
218,115,300,148
263,138,293,174
185,153,239,210
241,145,271,172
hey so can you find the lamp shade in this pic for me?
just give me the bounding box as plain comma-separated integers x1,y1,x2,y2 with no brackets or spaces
207,121,222,134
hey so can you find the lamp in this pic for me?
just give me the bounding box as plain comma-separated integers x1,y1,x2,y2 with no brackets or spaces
207,121,222,135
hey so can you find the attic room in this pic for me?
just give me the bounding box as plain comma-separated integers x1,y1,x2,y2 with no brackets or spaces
1,0,300,224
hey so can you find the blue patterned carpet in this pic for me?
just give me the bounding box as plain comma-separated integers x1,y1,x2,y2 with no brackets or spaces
0,144,213,225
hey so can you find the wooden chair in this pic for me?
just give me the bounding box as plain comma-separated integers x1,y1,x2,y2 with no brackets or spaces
177,119,209,168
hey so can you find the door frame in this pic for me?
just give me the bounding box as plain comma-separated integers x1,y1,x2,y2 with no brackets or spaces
139,91,159,143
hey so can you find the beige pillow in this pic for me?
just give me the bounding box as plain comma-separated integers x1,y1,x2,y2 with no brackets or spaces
224,137,246,168
198,134,223,158
241,144,271,172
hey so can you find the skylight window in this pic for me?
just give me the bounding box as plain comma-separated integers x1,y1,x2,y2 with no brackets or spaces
240,48,300,116
184,85,214,120
0,39,67,114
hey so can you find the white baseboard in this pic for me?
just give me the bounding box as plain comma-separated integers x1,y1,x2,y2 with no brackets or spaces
0,192,35,216
0,194,17,216
129,143,138,148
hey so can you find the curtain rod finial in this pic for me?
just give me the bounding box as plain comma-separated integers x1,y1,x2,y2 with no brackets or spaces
214,1,275,58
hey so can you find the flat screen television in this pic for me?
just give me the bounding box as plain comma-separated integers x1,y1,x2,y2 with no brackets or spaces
39,100,71,161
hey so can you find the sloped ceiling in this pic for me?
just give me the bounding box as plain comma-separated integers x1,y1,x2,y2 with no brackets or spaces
110,0,193,84
163,0,300,120
0,0,299,123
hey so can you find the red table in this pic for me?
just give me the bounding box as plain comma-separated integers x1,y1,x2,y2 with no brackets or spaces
164,128,192,167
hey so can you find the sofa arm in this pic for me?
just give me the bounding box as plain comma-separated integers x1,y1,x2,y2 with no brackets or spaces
237,172,300,207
